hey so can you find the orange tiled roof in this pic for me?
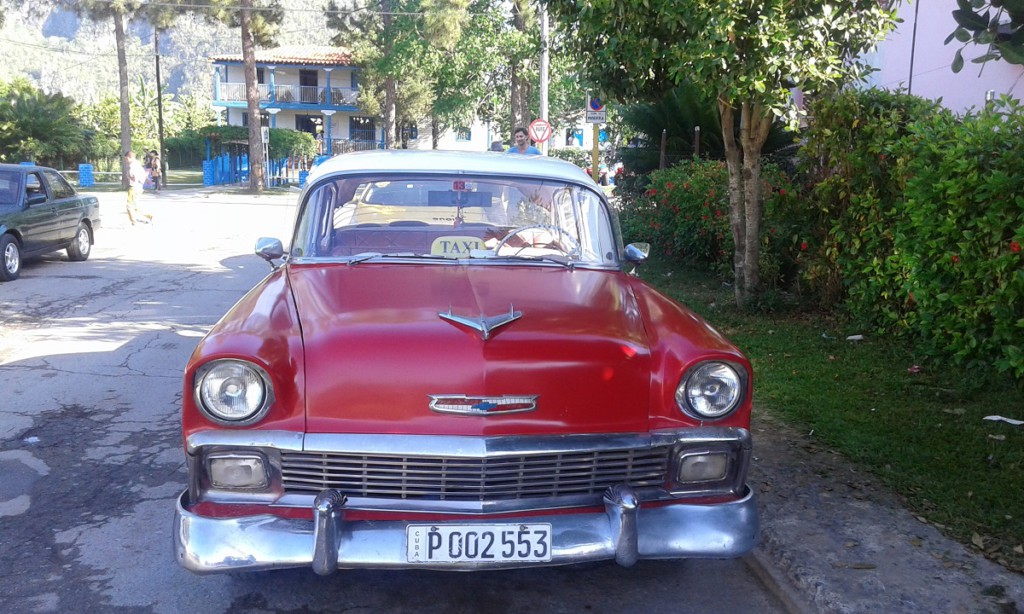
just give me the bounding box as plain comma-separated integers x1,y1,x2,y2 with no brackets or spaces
211,46,353,66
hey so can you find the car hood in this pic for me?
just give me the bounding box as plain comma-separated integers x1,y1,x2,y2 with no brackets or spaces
287,263,653,436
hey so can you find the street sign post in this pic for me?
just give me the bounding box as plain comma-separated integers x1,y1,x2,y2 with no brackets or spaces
529,118,553,143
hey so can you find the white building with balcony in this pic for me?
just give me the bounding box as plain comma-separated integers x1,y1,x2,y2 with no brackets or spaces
211,46,382,155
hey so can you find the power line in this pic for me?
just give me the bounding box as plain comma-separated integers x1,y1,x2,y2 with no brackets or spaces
82,0,428,17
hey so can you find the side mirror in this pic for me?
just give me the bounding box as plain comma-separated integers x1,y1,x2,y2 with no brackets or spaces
255,237,285,270
26,193,46,206
623,242,650,265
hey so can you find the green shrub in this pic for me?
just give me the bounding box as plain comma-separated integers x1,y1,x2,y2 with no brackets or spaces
896,98,1024,377
548,147,590,169
797,88,943,313
798,88,1024,377
619,158,802,286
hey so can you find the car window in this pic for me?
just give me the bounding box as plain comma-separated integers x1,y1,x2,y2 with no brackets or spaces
294,173,619,266
41,170,76,199
25,173,45,203
0,170,20,206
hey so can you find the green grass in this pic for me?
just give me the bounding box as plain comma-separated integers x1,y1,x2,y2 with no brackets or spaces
637,256,1024,572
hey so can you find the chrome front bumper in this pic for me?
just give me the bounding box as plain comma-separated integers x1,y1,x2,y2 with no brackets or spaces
173,484,758,574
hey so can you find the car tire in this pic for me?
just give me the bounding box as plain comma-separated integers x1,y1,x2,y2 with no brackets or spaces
67,223,92,261
1,233,21,281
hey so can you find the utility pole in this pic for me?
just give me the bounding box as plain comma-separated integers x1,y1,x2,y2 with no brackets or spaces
539,4,549,155
154,30,166,187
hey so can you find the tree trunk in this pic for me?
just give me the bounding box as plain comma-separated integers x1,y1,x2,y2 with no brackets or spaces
432,116,440,149
114,12,131,188
240,0,265,193
719,98,746,307
510,0,530,131
720,98,772,308
381,0,396,149
739,102,772,298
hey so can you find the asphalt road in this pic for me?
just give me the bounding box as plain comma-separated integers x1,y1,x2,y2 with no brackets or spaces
0,188,788,614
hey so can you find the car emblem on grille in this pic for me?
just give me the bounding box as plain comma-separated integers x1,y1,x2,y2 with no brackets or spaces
439,305,522,341
428,394,539,416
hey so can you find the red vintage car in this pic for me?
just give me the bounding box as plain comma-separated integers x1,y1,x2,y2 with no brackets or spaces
173,150,757,574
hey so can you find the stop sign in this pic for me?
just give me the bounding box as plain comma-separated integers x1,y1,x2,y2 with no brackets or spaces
529,118,553,143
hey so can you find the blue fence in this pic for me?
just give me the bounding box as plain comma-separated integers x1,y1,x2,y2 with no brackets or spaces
202,153,307,188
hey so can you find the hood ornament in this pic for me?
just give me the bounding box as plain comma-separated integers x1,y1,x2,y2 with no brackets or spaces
439,305,521,341
429,394,539,416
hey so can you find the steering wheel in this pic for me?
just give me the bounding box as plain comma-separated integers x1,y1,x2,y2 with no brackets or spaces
494,224,580,256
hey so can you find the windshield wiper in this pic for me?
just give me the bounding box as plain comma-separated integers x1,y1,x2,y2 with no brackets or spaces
496,254,576,270
344,252,383,265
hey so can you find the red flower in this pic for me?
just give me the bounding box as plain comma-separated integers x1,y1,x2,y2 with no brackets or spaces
645,188,658,196
879,154,887,160
800,241,809,251
666,181,674,189
1011,241,1021,253
684,182,691,189
779,188,787,196
951,255,960,264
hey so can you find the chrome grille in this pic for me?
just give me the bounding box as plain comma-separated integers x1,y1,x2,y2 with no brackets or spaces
280,447,670,500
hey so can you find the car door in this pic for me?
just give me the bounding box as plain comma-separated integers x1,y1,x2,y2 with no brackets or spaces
41,169,81,244
20,172,61,255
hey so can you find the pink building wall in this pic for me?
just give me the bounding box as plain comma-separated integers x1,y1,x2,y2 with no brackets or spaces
863,1,1024,113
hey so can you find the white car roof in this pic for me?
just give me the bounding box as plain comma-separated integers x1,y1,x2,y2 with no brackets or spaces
304,150,596,188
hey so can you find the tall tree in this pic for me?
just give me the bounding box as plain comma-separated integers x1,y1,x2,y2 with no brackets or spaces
61,0,143,187
546,0,900,307
508,0,535,130
328,0,413,148
202,0,282,192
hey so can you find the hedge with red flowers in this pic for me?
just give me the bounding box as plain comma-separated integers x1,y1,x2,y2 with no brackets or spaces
618,159,802,286
618,88,1024,377
799,90,1024,377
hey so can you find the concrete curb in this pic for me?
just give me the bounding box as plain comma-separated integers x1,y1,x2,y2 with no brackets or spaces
744,550,815,614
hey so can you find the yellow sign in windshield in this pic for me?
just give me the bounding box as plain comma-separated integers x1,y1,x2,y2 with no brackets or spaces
430,236,486,257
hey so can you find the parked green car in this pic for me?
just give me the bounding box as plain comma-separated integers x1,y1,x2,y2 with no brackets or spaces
0,163,100,282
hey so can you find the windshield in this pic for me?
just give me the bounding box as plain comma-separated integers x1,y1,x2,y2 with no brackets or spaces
292,173,620,266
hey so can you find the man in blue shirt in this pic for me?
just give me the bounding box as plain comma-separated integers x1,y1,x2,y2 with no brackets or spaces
507,127,542,155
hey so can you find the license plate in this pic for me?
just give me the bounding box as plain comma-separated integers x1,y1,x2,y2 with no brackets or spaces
406,524,552,563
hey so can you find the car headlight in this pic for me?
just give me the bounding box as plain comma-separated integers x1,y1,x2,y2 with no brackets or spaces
195,359,273,424
675,361,745,419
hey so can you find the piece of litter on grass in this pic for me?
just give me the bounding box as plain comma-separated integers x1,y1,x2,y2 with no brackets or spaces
983,415,1024,426
821,332,836,340
908,364,922,374
988,434,1007,441
846,334,864,341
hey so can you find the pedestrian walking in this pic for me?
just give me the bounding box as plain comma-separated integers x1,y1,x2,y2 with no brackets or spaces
149,149,162,191
124,151,152,225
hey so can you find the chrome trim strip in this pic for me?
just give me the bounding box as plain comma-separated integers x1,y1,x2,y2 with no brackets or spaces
173,486,758,574
300,428,750,458
272,488,670,515
286,255,620,271
186,430,304,455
